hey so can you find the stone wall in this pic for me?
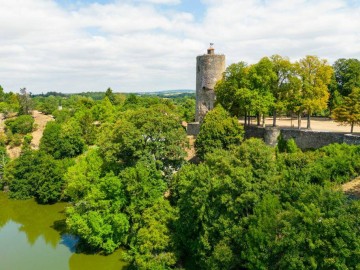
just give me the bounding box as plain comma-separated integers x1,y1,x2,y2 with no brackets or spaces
344,134,360,145
244,126,266,140
245,126,360,149
281,129,344,149
187,122,200,136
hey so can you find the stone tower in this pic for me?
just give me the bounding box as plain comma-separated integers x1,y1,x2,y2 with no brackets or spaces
195,45,226,122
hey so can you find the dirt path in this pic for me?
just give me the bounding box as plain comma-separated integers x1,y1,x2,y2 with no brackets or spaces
4,111,53,159
30,110,53,150
342,177,360,198
241,117,360,134
0,113,4,133
185,135,196,161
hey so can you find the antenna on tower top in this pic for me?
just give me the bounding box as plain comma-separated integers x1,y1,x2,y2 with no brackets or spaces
210,43,214,48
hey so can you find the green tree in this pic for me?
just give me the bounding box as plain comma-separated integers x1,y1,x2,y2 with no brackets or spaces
172,142,277,269
332,88,360,133
248,57,276,126
215,62,251,121
40,120,85,159
296,56,333,129
175,97,195,122
0,85,5,102
270,55,297,126
38,95,59,115
5,150,64,203
195,105,244,159
65,151,167,255
64,149,130,253
243,185,360,269
74,109,97,145
105,87,116,105
125,199,177,269
98,105,187,173
0,92,20,117
0,146,9,189
333,58,360,97
91,96,115,123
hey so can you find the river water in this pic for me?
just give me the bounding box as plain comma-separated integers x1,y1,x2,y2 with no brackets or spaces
0,193,127,270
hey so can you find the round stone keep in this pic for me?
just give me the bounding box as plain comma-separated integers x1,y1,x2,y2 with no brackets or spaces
195,49,225,122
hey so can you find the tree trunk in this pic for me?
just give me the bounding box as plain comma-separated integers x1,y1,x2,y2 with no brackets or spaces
297,112,301,129
257,113,261,126
351,122,354,133
307,114,311,129
262,114,266,127
244,110,247,126
273,110,277,127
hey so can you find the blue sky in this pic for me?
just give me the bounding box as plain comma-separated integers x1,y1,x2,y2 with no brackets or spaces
0,0,359,93
55,0,206,21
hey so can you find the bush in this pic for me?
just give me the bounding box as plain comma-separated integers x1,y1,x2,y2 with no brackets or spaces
5,115,34,134
9,134,22,148
23,134,33,145
277,134,299,153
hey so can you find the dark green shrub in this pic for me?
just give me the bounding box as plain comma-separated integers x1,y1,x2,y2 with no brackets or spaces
40,120,85,159
5,115,34,134
6,150,65,203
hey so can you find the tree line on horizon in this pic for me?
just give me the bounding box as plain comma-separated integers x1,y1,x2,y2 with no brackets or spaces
215,56,360,132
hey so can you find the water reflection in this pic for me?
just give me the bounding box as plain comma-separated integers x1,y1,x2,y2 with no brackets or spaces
0,193,127,270
61,234,79,253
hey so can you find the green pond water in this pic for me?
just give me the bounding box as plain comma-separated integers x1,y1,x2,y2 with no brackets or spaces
0,193,127,270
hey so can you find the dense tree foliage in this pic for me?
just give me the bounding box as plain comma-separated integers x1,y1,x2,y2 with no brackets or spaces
5,150,66,203
195,105,244,159
333,58,360,97
296,56,333,128
98,104,187,173
172,140,360,269
40,121,85,159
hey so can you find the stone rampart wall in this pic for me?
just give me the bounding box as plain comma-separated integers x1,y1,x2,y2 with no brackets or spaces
245,126,360,149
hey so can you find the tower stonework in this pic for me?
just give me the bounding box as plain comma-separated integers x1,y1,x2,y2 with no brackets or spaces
195,47,226,122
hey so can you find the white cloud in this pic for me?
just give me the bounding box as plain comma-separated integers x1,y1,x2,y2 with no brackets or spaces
0,0,359,93
134,0,181,4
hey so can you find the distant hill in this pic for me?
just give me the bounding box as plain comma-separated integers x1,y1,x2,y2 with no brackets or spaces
134,89,195,96
32,89,196,100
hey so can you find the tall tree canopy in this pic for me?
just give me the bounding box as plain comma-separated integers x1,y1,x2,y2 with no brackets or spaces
333,58,360,97
296,56,333,129
332,88,360,133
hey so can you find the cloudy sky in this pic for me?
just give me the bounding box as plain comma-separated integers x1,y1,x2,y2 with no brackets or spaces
1,0,360,93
